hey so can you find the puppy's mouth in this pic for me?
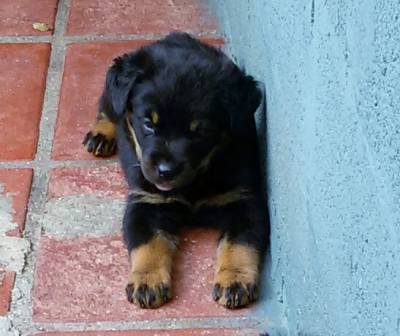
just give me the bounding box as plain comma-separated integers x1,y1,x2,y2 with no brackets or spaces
141,166,195,192
139,165,180,192
139,160,199,192
154,181,174,192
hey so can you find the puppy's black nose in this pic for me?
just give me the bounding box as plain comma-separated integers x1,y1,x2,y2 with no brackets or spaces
157,161,182,180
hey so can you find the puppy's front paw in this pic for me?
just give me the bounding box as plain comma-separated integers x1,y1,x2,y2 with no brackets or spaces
83,131,116,157
213,238,260,309
126,270,172,309
82,118,117,157
213,270,259,309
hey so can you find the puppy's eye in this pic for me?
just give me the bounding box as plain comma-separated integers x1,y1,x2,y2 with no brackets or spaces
143,119,155,135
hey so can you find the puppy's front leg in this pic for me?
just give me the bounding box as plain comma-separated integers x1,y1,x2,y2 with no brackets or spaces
126,233,176,308
123,202,180,309
213,235,260,309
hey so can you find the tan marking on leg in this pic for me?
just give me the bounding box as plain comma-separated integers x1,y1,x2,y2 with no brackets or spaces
126,233,177,309
213,237,260,309
91,118,116,139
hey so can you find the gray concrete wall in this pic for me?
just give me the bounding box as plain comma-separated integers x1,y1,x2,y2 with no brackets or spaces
209,1,400,335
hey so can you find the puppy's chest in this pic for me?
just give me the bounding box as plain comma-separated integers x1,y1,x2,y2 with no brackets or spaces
179,163,259,212
169,177,254,213
187,187,253,211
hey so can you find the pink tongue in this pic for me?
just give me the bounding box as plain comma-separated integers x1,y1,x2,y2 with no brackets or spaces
155,182,174,191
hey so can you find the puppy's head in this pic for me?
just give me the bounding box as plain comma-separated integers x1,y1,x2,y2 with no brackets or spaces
104,33,261,192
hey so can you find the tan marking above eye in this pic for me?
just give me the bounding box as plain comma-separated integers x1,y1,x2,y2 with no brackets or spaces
190,120,200,132
151,111,159,125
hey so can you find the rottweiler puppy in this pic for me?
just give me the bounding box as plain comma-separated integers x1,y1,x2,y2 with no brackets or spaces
83,32,268,309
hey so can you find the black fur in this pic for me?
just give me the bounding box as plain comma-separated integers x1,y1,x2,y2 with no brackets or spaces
93,32,269,307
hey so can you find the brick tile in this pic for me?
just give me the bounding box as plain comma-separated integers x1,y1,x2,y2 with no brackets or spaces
0,0,57,36
0,44,50,160
33,229,247,322
67,0,217,36
53,39,222,160
36,329,257,336
42,167,127,237
0,270,15,315
0,169,33,236
52,41,151,160
48,167,127,199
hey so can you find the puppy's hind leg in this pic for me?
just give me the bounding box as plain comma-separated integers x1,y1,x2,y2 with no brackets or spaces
83,111,117,157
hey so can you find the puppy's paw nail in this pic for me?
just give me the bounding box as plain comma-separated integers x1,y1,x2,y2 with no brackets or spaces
126,267,172,309
126,281,171,309
213,283,222,301
125,283,135,303
213,281,258,309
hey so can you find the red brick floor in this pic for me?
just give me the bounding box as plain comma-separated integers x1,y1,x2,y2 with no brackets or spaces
0,169,32,319
67,0,217,36
33,230,245,323
47,167,126,198
0,44,50,160
0,0,58,36
0,1,263,335
0,169,33,236
0,270,15,315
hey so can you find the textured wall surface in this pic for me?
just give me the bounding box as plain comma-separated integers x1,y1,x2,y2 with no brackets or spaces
209,1,400,335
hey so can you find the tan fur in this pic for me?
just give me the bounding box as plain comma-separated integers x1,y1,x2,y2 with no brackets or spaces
195,188,253,209
129,189,191,207
190,120,199,132
129,188,253,210
127,233,177,308
126,117,143,161
214,237,259,307
90,118,116,140
151,111,159,125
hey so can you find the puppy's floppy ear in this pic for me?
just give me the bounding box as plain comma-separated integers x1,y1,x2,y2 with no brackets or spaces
220,69,261,137
100,50,149,122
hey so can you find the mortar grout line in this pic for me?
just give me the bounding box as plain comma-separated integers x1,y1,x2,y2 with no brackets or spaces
33,316,261,333
0,159,119,169
0,35,52,43
0,30,220,44
9,1,72,335
64,30,221,43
